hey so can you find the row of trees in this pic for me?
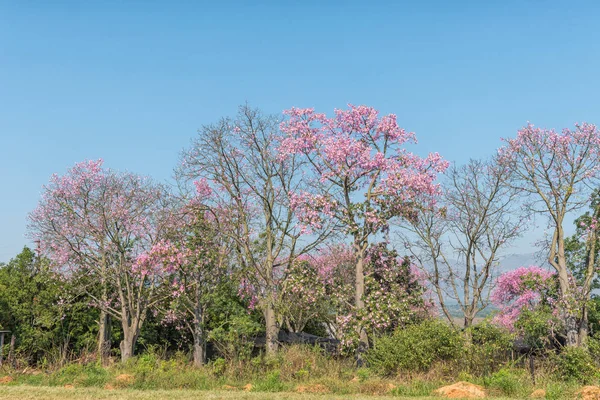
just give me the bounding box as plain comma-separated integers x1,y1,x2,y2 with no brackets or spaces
7,104,600,367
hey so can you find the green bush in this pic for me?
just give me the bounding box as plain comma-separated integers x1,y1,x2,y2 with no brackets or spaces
484,368,520,396
365,320,464,375
465,321,514,374
555,346,598,384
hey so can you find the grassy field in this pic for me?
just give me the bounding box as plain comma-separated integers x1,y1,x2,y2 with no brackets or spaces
0,386,451,400
0,386,526,400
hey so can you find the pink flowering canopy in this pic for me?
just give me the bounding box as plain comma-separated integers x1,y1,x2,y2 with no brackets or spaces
300,243,432,351
498,122,600,215
491,266,557,330
28,159,173,314
279,105,448,236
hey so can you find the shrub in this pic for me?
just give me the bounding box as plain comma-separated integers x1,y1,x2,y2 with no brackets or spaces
465,321,514,374
555,346,598,384
484,368,520,396
365,320,463,375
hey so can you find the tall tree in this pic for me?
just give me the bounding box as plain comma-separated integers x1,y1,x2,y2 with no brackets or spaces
564,189,600,341
28,160,174,361
403,158,524,328
150,200,232,367
498,122,600,346
279,105,447,361
179,105,329,356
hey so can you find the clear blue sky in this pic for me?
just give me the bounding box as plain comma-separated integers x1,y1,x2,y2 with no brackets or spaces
1,1,599,262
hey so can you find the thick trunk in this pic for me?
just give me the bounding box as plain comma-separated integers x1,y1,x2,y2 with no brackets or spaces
192,308,205,367
579,307,589,346
557,272,578,346
554,226,578,347
120,325,138,362
354,242,368,366
98,311,111,365
265,302,279,356
464,315,474,329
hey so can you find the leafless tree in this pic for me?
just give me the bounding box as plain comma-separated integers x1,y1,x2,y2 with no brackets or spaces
178,105,331,355
401,158,524,328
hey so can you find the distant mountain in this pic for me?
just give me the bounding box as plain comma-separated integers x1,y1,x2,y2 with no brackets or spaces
497,252,550,273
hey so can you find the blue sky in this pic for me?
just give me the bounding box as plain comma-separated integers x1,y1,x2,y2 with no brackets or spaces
1,1,600,262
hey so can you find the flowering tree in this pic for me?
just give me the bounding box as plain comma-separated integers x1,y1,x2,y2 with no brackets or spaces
403,158,525,328
564,189,600,340
28,160,173,361
498,122,600,346
491,266,557,330
153,201,232,367
178,105,330,355
279,105,447,357
306,244,432,352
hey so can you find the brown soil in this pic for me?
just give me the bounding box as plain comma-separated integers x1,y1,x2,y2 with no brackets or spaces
433,381,486,399
530,389,545,398
577,386,600,400
0,376,14,384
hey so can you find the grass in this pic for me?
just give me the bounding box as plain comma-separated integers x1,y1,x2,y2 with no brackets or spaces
0,345,589,399
0,386,520,400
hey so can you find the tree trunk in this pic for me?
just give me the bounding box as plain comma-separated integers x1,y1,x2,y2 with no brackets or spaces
98,255,111,365
265,301,279,356
192,307,205,367
98,311,111,365
8,334,16,368
557,270,578,346
464,315,474,329
120,325,138,362
354,242,368,366
579,307,589,346
554,227,578,347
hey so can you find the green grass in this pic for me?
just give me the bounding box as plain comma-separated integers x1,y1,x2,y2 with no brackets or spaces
0,385,518,400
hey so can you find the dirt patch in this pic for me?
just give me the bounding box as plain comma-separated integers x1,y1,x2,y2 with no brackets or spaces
434,381,486,399
530,389,545,398
0,376,14,384
115,374,134,384
577,386,600,400
296,384,330,394
242,383,253,391
64,384,74,389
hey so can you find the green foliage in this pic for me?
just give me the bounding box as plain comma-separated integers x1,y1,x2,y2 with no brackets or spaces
465,321,514,375
555,346,598,383
0,247,98,367
515,306,558,350
483,368,521,396
390,380,438,396
365,320,464,375
251,371,288,392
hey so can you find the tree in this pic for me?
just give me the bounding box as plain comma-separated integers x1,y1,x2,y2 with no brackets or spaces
279,104,447,360
403,158,524,328
564,189,600,341
0,247,97,367
498,122,600,346
28,160,174,361
491,266,561,349
152,201,232,367
179,105,329,356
